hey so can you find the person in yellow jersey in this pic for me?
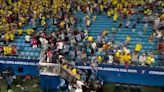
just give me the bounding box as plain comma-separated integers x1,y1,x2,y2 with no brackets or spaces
113,13,118,22
71,67,77,75
112,0,118,6
107,10,112,17
135,43,142,52
119,52,125,64
124,53,131,65
59,20,65,29
146,55,155,66
63,63,68,69
123,8,127,15
126,35,131,44
100,4,104,12
66,3,71,12
146,55,151,65
5,33,10,42
97,55,103,63
20,17,26,24
26,29,34,35
76,72,81,79
3,46,8,55
160,13,164,20
17,29,23,35
8,46,12,55
93,16,97,22
88,36,93,42
10,32,15,41
41,16,46,26
115,50,121,64
18,21,23,28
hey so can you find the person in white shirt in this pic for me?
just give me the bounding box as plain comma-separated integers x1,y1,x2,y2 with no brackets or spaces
86,19,91,27
91,42,97,50
84,29,88,39
150,55,155,64
153,17,160,31
40,38,49,50
125,20,130,28
75,87,83,92
108,54,113,64
156,30,162,39
139,53,147,66
75,80,84,92
76,34,82,42
143,23,148,32
57,41,64,51
25,35,30,43
86,6,90,16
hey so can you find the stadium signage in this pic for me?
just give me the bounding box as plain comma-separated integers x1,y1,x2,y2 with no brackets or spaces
0,60,39,66
76,65,164,75
149,71,164,75
77,66,137,73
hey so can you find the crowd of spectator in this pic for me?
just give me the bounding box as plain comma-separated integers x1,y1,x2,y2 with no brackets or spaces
0,0,164,92
0,0,164,67
57,56,103,92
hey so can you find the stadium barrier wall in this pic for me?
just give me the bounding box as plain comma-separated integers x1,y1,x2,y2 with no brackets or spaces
0,58,164,86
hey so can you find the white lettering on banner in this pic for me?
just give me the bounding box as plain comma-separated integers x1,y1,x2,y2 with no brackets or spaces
0,60,38,66
77,66,137,73
149,71,164,75
76,66,92,69
0,60,5,64
6,61,15,64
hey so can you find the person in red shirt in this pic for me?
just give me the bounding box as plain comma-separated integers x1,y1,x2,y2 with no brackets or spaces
41,32,47,39
31,38,38,48
11,45,17,55
0,46,4,54
47,50,53,62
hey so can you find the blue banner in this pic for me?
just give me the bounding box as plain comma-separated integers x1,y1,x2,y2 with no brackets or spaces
76,64,164,86
0,57,39,76
0,57,39,66
0,57,164,86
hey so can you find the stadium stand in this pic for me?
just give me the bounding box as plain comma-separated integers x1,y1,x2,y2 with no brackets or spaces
0,0,164,91
0,0,163,66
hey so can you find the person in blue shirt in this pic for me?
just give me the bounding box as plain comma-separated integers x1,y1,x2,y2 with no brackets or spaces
6,75,12,90
58,78,67,92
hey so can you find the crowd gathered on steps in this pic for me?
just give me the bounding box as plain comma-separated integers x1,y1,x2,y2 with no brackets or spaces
56,56,103,92
0,0,164,67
